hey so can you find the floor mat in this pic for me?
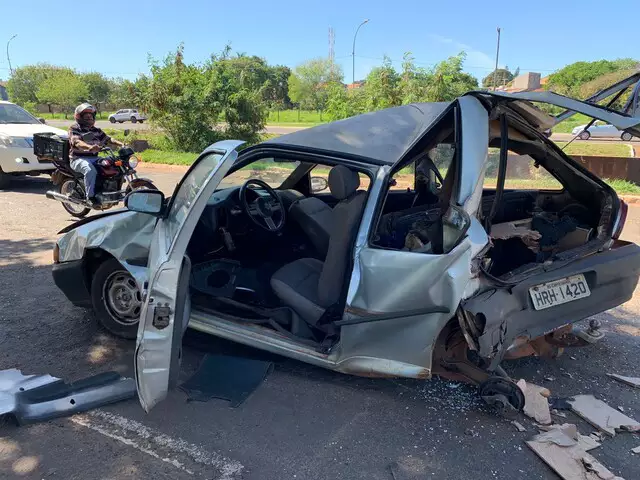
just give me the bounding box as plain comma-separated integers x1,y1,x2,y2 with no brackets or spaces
179,354,273,407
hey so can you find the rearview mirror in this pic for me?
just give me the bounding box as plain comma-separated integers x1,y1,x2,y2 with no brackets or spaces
125,190,165,215
310,176,329,193
38,118,46,124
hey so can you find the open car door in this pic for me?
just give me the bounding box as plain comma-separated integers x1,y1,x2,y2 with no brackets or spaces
135,140,243,412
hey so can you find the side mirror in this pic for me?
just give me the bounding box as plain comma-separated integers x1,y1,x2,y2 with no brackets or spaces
38,118,46,124
124,190,165,215
124,129,130,137
310,176,329,193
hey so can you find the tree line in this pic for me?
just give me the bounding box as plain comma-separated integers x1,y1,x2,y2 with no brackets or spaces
6,47,638,152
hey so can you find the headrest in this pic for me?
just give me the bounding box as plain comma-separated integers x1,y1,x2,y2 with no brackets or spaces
328,165,360,200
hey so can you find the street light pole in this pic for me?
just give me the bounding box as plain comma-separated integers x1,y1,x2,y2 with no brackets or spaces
352,19,369,85
6,34,17,76
492,27,501,91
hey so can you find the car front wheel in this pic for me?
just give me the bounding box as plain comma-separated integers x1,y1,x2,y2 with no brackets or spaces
109,117,116,123
621,132,633,141
578,131,591,140
91,259,141,339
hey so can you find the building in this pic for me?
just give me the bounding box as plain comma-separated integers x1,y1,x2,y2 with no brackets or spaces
500,72,545,93
346,80,365,90
0,81,8,101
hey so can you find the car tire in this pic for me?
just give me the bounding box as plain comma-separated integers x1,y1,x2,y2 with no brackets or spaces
138,120,144,124
109,117,116,124
131,116,137,123
0,168,11,189
579,131,590,140
621,132,633,141
91,259,142,339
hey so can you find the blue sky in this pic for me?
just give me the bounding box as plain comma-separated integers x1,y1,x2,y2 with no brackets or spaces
1,0,637,83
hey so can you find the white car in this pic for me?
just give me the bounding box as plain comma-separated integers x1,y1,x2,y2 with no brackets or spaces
0,101,68,188
108,109,147,124
571,120,636,141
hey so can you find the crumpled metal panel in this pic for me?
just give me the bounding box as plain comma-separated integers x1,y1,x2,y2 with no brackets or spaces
0,369,136,425
341,217,488,373
57,210,156,287
457,96,489,215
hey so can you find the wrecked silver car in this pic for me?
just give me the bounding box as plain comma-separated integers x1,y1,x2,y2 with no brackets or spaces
52,90,640,412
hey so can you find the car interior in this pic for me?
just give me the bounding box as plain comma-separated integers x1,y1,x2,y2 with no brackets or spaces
184,106,611,347
186,157,373,345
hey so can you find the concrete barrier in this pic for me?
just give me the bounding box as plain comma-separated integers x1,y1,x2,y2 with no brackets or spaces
571,155,640,184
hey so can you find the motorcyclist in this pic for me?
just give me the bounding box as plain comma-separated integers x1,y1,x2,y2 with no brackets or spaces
68,103,124,205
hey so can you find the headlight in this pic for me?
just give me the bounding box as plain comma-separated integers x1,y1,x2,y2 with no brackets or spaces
129,156,139,168
0,135,32,148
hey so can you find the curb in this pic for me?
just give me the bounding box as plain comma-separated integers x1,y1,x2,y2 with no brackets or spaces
620,195,640,204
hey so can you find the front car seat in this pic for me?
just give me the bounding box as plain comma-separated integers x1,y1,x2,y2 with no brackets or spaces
270,165,367,326
289,196,333,257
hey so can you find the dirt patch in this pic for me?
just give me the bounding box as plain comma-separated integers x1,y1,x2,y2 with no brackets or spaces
614,324,640,336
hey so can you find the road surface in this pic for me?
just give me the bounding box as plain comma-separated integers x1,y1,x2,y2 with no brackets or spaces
1,167,639,479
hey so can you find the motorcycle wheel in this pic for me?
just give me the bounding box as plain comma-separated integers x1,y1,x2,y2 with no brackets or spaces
60,179,91,218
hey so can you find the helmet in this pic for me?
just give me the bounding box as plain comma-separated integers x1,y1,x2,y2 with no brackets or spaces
74,103,97,127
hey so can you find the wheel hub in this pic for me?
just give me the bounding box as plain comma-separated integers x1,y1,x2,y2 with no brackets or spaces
104,272,141,325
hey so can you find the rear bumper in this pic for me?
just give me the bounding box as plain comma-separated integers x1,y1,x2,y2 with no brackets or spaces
464,242,640,360
52,260,91,308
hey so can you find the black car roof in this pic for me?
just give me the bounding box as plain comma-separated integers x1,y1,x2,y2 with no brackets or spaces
264,102,451,165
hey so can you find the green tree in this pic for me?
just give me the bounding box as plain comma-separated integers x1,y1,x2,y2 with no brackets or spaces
7,64,73,109
288,58,343,111
546,59,638,96
363,56,400,111
482,68,514,88
264,65,292,109
36,70,88,117
325,82,366,121
81,72,111,113
399,52,430,104
426,53,478,101
579,68,639,109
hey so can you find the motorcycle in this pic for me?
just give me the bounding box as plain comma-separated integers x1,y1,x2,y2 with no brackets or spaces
36,132,157,218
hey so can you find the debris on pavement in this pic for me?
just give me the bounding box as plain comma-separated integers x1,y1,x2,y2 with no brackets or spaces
0,368,136,425
568,394,640,436
517,379,552,425
631,446,640,454
526,424,622,480
551,409,567,418
511,420,526,432
607,373,640,389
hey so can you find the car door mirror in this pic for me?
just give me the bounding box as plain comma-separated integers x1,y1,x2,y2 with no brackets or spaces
125,190,165,215
310,176,329,193
38,118,46,124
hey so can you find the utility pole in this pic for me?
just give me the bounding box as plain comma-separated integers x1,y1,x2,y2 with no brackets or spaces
492,27,501,91
6,34,17,76
352,19,369,85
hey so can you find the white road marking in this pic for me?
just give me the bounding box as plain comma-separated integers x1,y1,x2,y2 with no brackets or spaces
71,410,244,479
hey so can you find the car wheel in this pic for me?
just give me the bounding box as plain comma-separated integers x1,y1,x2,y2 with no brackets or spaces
0,168,11,189
91,259,142,339
621,132,633,141
109,117,116,123
138,120,144,124
578,131,591,140
131,116,137,123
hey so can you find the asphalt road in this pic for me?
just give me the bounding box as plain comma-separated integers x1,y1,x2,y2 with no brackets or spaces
1,167,640,480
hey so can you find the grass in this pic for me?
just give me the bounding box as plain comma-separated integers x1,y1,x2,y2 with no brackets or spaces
138,149,196,165
551,113,590,134
555,141,633,157
267,110,326,125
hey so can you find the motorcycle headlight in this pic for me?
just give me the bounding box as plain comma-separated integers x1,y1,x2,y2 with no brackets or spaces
128,156,139,168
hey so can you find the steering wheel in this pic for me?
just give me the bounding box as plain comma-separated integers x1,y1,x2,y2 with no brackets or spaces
239,179,286,232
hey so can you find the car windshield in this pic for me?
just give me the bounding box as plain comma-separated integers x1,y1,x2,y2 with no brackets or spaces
0,103,41,124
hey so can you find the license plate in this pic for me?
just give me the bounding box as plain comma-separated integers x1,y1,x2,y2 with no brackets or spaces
529,274,591,311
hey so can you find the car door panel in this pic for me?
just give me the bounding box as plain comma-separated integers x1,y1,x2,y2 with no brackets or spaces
135,140,243,412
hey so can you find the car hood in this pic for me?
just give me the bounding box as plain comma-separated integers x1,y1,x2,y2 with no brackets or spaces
0,123,67,138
